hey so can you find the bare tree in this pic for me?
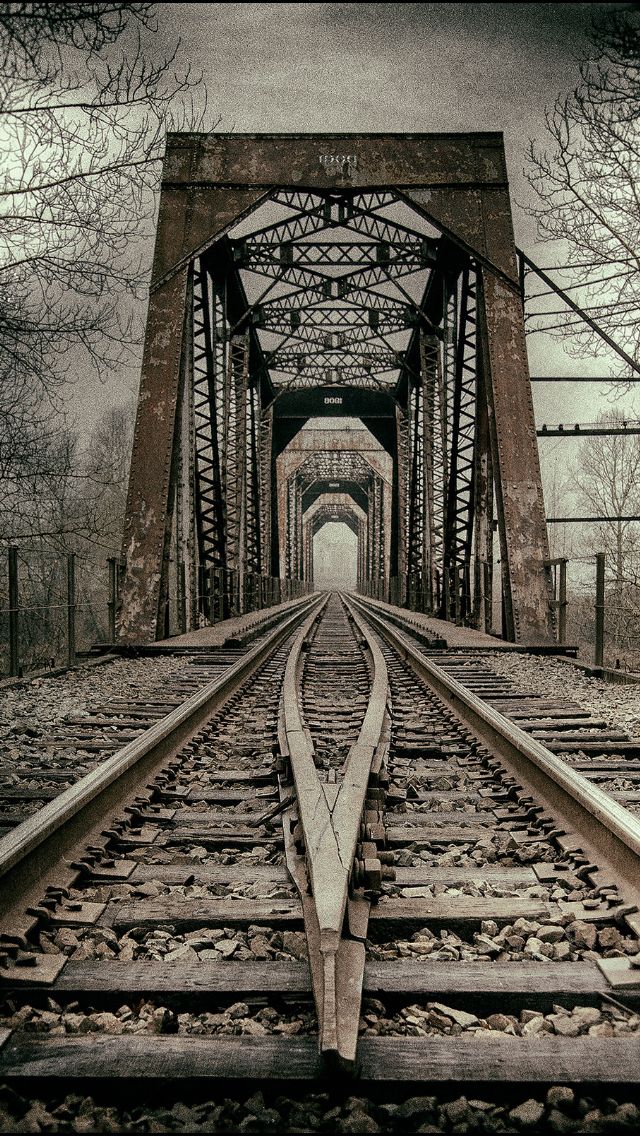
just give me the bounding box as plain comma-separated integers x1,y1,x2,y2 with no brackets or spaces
0,5,208,668
0,3,205,539
572,412,640,661
0,397,136,672
525,7,640,368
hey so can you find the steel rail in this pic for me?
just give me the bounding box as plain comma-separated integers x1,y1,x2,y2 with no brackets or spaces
278,594,389,1067
351,595,640,924
0,594,325,928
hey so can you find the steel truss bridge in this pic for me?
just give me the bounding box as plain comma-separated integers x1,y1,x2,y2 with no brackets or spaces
118,133,555,645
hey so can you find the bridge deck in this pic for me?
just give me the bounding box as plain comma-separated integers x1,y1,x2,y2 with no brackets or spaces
357,596,528,650
154,595,312,648
154,593,513,652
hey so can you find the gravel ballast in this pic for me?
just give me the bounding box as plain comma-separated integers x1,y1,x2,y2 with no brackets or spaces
485,653,640,737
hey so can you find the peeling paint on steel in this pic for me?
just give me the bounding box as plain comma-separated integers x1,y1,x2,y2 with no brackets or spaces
481,269,554,644
118,270,189,643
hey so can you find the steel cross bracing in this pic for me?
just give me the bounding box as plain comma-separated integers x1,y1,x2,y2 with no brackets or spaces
192,261,227,579
231,189,436,395
311,503,360,536
180,195,529,629
190,261,267,619
295,449,376,489
448,266,478,623
398,267,480,621
257,304,416,333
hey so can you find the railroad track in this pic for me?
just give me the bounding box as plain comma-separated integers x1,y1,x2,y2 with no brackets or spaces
0,656,232,838
0,596,313,839
1,591,640,1130
357,594,640,817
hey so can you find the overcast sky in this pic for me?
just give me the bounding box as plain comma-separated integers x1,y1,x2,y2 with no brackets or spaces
76,2,637,558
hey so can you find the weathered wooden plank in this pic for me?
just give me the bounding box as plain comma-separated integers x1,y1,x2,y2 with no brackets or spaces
128,862,289,885
567,760,640,772
586,771,640,782
165,811,267,826
393,864,536,886
106,897,302,931
0,789,59,801
184,788,278,803
34,959,633,1015
103,895,558,934
398,811,499,826
128,830,282,849
519,719,611,731
53,959,310,998
532,731,629,744
390,761,459,773
202,770,274,784
364,960,632,1008
399,790,493,804
2,1033,639,1084
357,1035,640,1083
369,897,554,931
0,1034,322,1080
551,742,640,756
387,825,493,844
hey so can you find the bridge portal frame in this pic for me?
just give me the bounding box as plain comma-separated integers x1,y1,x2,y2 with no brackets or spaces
118,132,553,644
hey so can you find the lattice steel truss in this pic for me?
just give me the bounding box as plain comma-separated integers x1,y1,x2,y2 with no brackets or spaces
119,134,553,645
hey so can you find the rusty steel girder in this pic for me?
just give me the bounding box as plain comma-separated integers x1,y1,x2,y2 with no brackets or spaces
118,133,553,645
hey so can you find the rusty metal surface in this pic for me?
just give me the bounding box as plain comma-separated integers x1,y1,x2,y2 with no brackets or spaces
152,186,269,286
119,270,189,643
402,186,518,283
120,130,554,645
278,596,389,1065
478,271,554,643
162,132,508,190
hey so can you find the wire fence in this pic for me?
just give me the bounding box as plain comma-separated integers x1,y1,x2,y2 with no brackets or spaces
360,555,640,674
0,549,313,680
548,554,640,672
0,547,118,679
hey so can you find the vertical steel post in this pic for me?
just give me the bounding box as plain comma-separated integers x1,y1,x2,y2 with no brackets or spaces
595,552,605,668
67,553,76,668
558,559,567,645
478,271,553,643
107,557,117,642
209,567,216,623
8,546,19,678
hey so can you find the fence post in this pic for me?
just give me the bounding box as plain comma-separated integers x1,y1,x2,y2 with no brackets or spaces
67,552,76,667
595,552,605,668
8,546,19,677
